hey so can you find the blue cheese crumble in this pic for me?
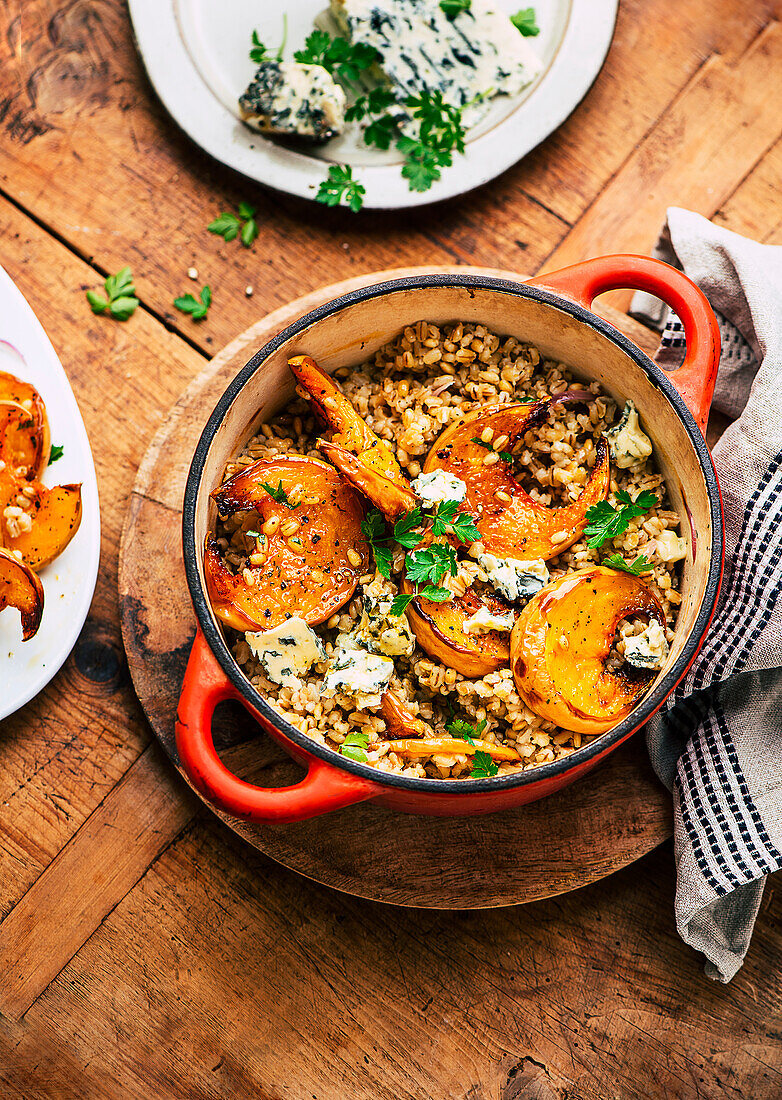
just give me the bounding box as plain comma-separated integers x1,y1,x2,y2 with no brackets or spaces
323,636,394,705
246,617,327,689
355,592,415,656
655,530,687,563
477,553,549,602
623,619,669,671
331,0,542,127
605,400,653,469
239,61,346,141
463,605,515,634
411,469,467,507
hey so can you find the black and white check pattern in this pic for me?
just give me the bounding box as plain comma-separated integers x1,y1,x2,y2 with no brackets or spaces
631,208,782,982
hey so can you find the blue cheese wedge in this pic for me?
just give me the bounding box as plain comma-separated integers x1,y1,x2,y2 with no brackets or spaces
355,592,415,656
623,619,669,671
463,605,515,634
323,637,394,705
655,530,687,563
477,553,549,602
331,0,542,127
239,61,346,141
411,469,467,507
246,617,327,689
605,400,653,469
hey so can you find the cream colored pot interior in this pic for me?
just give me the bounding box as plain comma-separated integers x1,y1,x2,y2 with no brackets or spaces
193,283,714,688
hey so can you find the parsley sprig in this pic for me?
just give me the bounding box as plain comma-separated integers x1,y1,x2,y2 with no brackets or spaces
249,17,287,63
584,490,657,549
511,8,540,36
208,202,259,248
470,751,499,779
174,285,211,322
294,30,379,83
86,266,139,321
48,444,64,466
602,553,654,576
316,166,366,213
340,731,371,762
446,716,486,746
261,480,300,509
440,0,471,18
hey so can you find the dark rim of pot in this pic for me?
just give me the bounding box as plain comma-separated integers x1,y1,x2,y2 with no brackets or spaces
182,274,724,795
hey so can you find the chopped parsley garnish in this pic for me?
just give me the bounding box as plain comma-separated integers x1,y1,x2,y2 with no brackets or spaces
470,751,499,778
249,17,287,63
440,0,471,18
261,480,300,509
511,8,540,36
471,437,513,464
316,165,366,213
340,731,371,762
48,444,64,465
86,265,139,321
584,490,658,549
174,285,211,322
446,716,486,746
208,202,259,248
294,30,379,83
602,553,654,576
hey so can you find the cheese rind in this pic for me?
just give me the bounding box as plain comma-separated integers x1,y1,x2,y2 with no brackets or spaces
239,61,346,141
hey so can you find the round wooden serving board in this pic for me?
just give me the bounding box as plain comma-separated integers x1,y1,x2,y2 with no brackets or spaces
119,266,672,909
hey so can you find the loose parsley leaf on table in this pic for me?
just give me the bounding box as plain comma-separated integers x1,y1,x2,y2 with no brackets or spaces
584,489,658,549
174,285,211,322
295,30,379,83
316,165,366,213
208,202,258,247
470,751,499,778
511,8,540,36
602,553,654,576
86,265,139,321
340,731,371,762
440,0,471,18
48,444,64,466
261,480,300,509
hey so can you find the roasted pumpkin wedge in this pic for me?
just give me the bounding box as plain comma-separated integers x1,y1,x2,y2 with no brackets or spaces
401,572,514,678
423,394,610,560
380,694,520,762
510,566,668,736
0,547,44,640
0,371,49,479
0,467,82,569
318,439,417,520
206,454,371,632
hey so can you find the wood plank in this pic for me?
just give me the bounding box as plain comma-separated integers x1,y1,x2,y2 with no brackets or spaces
0,741,197,1021
542,23,782,302
714,135,782,244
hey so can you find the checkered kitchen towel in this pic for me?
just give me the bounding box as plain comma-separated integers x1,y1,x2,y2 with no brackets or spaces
629,208,782,982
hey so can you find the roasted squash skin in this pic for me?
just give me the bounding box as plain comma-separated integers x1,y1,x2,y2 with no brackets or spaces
318,439,417,520
0,547,44,640
0,371,49,479
206,454,371,632
510,566,668,735
0,468,82,570
401,574,513,678
423,395,610,560
380,693,520,762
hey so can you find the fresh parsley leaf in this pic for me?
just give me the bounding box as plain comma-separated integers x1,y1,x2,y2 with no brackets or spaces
240,216,259,248
393,507,424,549
174,285,211,322
584,490,657,549
361,509,387,543
86,266,139,321
249,30,271,63
390,593,415,616
260,480,300,509
406,543,458,587
470,750,499,778
345,87,397,121
419,584,452,602
470,437,514,464
48,444,64,466
208,212,241,241
372,543,394,578
316,165,366,213
407,90,466,155
446,716,486,746
364,113,399,151
511,7,540,35
602,553,654,576
295,31,378,83
361,510,394,577
397,137,446,192
340,731,371,762
440,0,471,17
429,500,480,544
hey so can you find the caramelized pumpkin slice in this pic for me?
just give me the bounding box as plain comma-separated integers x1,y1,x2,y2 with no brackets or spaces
0,467,82,569
0,547,44,640
318,439,417,520
510,566,667,736
207,454,371,632
401,574,513,678
380,694,519,762
0,371,49,479
424,395,610,560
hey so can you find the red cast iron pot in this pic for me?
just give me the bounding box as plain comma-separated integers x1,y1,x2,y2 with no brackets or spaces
176,257,723,823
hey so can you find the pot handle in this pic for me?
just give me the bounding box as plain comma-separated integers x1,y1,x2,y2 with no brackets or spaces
175,629,377,823
528,255,720,434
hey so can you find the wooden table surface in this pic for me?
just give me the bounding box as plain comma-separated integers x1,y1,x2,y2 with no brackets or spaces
2,2,782,1097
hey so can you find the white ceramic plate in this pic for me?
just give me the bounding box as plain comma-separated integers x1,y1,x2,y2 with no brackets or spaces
0,267,100,720
129,0,617,209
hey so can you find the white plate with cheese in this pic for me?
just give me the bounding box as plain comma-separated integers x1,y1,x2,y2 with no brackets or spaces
129,0,617,210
